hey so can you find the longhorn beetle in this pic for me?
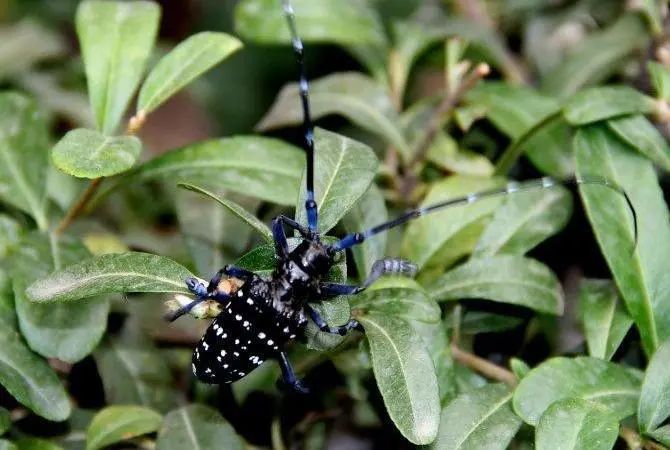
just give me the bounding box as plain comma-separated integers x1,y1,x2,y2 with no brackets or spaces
166,0,638,393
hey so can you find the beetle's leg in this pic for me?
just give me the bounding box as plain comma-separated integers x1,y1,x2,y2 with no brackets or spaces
305,304,361,336
277,351,309,394
320,258,417,296
272,214,311,259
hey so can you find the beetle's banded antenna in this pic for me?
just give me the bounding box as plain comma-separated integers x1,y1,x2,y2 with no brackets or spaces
332,177,638,251
281,0,318,233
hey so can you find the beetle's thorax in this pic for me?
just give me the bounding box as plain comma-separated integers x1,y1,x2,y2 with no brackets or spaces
272,238,334,301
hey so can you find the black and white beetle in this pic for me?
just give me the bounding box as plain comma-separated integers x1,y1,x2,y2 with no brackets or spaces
167,0,638,393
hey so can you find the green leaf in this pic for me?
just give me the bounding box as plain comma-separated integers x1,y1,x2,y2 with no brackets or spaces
0,440,16,450
392,18,524,90
541,14,649,97
400,100,494,176
295,128,378,233
359,313,439,445
123,136,303,205
512,356,642,426
428,255,564,315
0,408,9,435
176,187,258,275
11,233,110,363
510,358,530,380
15,437,64,450
473,185,573,257
607,114,670,172
0,324,70,421
575,125,670,355
343,184,387,281
350,278,440,323
535,398,619,450
401,176,503,269
453,311,524,335
0,215,22,259
426,132,495,177
86,405,162,450
0,271,15,328
0,20,65,80
138,32,241,114
258,73,409,158
647,425,670,446
52,129,142,178
465,83,573,177
563,86,655,125
578,279,632,361
412,320,456,404
94,336,176,413
0,93,49,229
234,0,386,47
76,0,160,134
430,383,522,450
26,252,193,303
648,61,670,101
638,341,670,432
156,404,244,450
177,183,272,243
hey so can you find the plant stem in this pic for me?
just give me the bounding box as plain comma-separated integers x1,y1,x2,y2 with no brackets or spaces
493,110,562,176
54,177,103,235
271,417,287,450
409,63,490,169
450,344,518,387
620,426,644,449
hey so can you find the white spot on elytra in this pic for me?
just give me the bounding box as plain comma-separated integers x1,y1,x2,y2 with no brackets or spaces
239,372,245,376
243,321,249,327
258,332,266,339
246,298,254,305
237,290,243,297
220,350,226,356
205,368,212,374
223,364,228,369
217,356,221,362
203,342,209,350
235,314,242,321
234,351,239,357
235,339,240,345
267,339,274,346
283,327,289,333
222,333,227,338
216,328,223,336
191,363,196,373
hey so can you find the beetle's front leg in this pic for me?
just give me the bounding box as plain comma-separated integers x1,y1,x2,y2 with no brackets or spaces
319,258,417,296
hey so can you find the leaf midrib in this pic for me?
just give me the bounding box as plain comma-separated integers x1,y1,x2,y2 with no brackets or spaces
180,408,201,450
363,316,422,439
0,343,57,414
31,270,186,301
141,37,221,112
453,391,513,449
89,412,158,450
